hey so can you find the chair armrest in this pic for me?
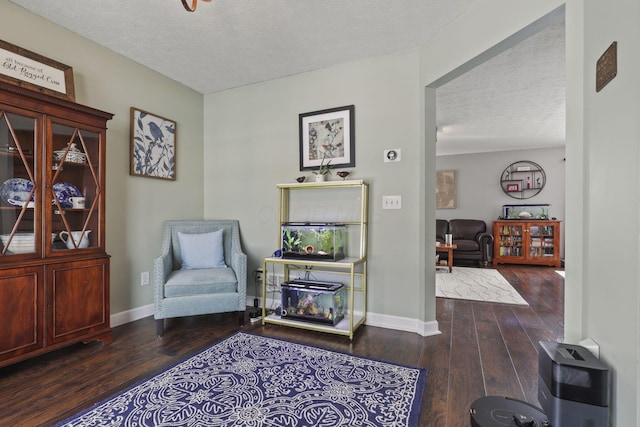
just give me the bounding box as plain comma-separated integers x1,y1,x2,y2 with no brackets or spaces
230,246,248,300
154,252,173,283
154,252,173,305
476,232,494,263
476,232,494,245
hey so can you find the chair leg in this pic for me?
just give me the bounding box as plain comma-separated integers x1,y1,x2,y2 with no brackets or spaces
238,310,245,326
156,319,165,337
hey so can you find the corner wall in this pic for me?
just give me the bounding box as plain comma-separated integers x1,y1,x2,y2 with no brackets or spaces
420,0,640,424
0,2,205,317
204,50,427,329
579,0,640,425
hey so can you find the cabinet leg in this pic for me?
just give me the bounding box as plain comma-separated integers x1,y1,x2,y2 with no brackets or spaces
82,331,113,345
97,331,113,345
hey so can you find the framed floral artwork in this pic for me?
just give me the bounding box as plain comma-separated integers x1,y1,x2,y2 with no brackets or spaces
299,105,355,170
130,108,176,180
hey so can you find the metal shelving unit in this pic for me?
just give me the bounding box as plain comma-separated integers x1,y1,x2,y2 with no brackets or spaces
261,180,368,340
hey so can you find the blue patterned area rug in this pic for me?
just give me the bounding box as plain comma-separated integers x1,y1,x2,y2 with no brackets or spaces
55,332,427,427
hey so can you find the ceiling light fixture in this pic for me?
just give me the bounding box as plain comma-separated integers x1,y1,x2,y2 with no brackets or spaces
181,0,211,12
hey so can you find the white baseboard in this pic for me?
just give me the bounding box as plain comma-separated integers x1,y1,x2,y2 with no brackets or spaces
109,300,441,337
419,320,442,337
246,296,441,337
110,303,154,327
365,312,441,337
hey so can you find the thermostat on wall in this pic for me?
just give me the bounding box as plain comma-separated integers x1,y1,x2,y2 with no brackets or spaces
384,149,401,162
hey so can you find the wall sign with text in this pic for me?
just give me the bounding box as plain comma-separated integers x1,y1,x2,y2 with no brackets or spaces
0,39,75,101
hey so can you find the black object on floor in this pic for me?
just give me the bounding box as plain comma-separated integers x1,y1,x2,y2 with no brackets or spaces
469,396,548,427
538,341,609,427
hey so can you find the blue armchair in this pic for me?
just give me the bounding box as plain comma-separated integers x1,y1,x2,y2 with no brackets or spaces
154,220,247,336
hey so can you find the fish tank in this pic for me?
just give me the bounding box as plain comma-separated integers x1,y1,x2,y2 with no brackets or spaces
280,280,345,325
281,222,346,261
500,204,550,220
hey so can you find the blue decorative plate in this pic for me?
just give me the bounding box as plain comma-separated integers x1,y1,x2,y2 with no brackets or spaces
0,178,35,206
53,182,82,208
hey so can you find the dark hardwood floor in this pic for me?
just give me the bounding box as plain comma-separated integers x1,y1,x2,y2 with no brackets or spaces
0,264,563,427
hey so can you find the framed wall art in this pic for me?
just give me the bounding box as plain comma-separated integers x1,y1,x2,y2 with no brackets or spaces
436,170,456,209
0,39,75,101
130,107,176,181
506,183,521,192
299,105,355,170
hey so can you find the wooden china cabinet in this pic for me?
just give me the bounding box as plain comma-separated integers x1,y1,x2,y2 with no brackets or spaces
0,82,113,367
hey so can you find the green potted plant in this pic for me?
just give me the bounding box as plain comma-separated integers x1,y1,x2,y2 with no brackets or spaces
282,229,301,253
313,153,332,182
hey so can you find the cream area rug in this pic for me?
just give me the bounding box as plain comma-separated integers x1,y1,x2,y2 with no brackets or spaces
436,267,528,306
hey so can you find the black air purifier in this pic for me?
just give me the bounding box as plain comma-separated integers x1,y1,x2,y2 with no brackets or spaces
538,341,609,427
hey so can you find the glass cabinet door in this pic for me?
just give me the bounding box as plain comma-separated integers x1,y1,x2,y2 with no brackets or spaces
497,223,524,257
0,108,39,256
528,223,556,260
48,120,103,253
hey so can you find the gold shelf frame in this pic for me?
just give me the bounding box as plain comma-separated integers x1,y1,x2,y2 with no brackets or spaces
262,180,369,340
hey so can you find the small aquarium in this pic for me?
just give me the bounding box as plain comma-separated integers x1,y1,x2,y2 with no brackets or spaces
280,280,345,325
281,222,346,261
500,204,550,220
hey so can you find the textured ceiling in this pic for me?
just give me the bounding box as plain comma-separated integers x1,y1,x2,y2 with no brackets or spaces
8,0,565,155
436,19,566,156
9,0,473,94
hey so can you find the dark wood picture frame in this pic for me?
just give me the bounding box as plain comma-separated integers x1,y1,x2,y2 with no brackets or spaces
130,108,177,181
0,39,75,101
299,105,355,171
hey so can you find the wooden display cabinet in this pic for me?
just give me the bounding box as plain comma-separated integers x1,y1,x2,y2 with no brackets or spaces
0,83,113,367
492,220,561,267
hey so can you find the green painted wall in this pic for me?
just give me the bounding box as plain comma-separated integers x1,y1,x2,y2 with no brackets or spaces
203,50,422,321
0,2,205,315
4,0,640,423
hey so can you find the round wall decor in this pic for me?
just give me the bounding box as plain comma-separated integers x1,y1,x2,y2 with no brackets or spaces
500,160,546,199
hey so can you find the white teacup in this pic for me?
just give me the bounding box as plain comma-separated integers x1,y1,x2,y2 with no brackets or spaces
59,230,91,249
69,197,85,209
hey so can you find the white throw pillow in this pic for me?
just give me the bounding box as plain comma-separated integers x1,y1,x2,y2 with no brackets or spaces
178,230,226,269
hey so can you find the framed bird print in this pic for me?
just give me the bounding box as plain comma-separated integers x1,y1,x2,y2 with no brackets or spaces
130,107,177,180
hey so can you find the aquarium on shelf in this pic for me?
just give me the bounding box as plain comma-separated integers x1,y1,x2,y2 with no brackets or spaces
280,280,345,325
500,204,550,220
281,222,346,261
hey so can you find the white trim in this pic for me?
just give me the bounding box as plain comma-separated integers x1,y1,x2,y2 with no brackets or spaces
365,312,441,337
110,303,154,327
247,296,441,337
112,301,442,338
419,320,441,337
